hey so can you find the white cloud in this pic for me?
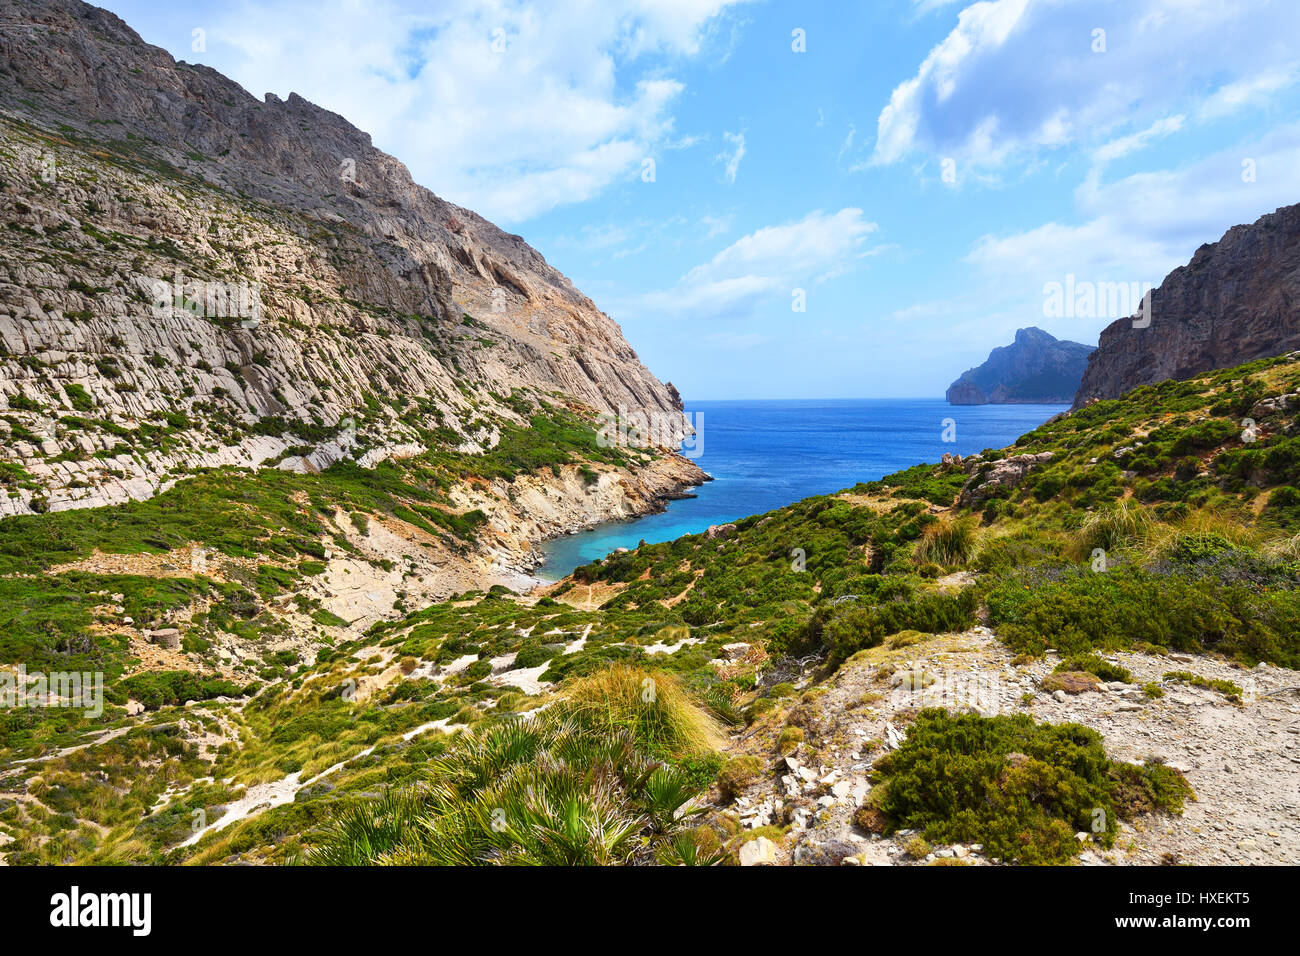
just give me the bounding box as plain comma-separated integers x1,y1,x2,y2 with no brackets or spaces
964,121,1300,331
714,130,746,184
872,0,1300,171
1197,67,1300,121
202,0,750,222
837,124,857,161
632,208,879,321
1091,114,1184,164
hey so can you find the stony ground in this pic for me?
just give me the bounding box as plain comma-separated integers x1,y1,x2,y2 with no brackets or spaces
716,628,1300,866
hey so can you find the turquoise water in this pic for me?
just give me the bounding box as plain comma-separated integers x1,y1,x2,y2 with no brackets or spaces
537,398,1067,580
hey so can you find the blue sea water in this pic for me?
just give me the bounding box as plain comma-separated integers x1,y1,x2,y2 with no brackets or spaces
536,398,1067,580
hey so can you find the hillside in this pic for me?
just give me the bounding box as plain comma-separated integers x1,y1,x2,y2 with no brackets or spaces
0,0,696,504
0,0,708,661
947,327,1094,404
4,350,1298,865
1073,203,1300,408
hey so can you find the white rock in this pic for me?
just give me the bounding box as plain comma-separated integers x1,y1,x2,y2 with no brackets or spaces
740,837,778,866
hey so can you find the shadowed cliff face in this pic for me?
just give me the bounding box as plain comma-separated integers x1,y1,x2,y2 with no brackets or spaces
1073,203,1300,409
946,327,1094,405
0,0,690,513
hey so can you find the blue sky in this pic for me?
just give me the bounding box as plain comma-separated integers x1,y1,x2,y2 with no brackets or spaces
98,0,1300,399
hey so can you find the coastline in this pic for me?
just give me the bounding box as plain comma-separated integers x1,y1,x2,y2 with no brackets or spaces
470,451,711,594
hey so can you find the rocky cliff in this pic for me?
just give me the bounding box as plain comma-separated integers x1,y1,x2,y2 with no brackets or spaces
0,0,693,515
946,327,1093,404
1072,203,1300,408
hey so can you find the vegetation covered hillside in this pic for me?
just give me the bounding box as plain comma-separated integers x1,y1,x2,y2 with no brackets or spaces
4,352,1300,865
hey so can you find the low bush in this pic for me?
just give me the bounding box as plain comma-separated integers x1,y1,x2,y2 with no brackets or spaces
987,566,1300,667
1053,653,1132,683
869,710,1192,864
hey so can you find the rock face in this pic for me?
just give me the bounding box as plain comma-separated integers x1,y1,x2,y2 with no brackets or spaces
0,0,690,513
1073,203,1300,409
956,452,1053,507
946,328,1093,405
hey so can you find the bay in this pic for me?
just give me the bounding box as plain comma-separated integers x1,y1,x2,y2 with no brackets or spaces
537,398,1067,580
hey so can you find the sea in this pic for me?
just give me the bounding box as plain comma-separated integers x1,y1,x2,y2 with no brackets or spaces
536,398,1067,580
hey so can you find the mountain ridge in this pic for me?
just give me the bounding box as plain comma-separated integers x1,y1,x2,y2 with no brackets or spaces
946,326,1094,405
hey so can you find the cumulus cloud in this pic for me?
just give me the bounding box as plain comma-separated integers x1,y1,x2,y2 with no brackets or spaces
632,208,880,322
200,0,750,222
871,0,1300,170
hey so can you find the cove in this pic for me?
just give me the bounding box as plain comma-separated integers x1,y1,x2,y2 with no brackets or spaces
536,397,1067,580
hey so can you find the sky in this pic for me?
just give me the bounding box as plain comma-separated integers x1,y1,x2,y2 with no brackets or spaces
97,0,1300,400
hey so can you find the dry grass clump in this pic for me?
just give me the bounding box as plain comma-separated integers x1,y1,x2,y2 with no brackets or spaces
915,518,978,567
550,664,726,759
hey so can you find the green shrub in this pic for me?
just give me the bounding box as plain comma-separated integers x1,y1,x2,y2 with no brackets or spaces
120,671,248,709
987,566,1300,666
818,586,977,661
870,710,1192,865
63,383,94,411
1162,670,1244,702
776,726,804,753
1053,653,1132,683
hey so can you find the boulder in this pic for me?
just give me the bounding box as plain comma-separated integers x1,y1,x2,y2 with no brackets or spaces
739,836,778,866
146,627,181,650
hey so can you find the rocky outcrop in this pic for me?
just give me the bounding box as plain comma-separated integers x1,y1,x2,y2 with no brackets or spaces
0,0,691,514
453,453,708,581
946,328,1093,405
718,626,1300,865
957,452,1053,507
1073,203,1300,409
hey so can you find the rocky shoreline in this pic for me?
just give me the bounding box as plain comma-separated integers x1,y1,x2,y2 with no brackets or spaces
466,451,710,585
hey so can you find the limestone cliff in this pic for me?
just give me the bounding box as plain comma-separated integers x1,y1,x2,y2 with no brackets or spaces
1072,203,1300,408
0,0,692,514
